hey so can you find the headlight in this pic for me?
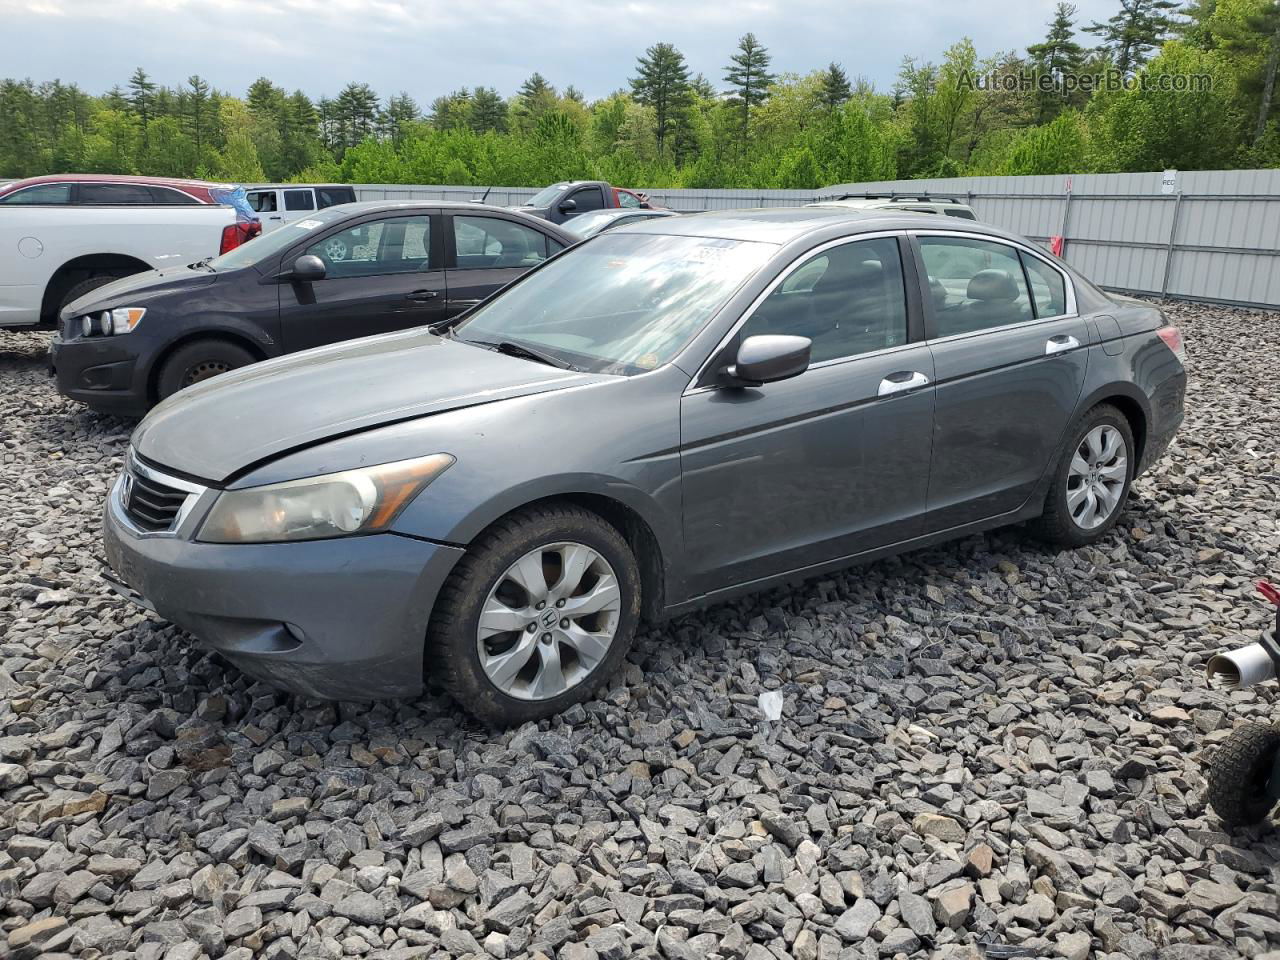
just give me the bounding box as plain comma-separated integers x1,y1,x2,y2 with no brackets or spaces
81,307,146,337
196,453,454,544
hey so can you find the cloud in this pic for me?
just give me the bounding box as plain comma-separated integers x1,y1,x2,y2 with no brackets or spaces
1,0,1117,102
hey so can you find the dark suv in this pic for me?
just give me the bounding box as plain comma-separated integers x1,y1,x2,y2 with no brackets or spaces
51,202,573,416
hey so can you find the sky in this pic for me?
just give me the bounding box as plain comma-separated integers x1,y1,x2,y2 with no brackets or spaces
0,0,1118,103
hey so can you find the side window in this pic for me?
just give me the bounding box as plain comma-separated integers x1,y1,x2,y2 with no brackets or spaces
78,183,156,204
247,191,278,213
616,191,641,209
148,187,199,204
452,216,550,269
918,236,1032,337
569,188,606,213
739,236,909,364
284,189,316,212
0,184,72,204
316,187,356,208
1021,252,1068,318
305,215,431,278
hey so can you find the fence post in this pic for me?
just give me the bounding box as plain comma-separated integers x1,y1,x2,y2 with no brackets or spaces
1159,191,1184,299
1058,187,1074,260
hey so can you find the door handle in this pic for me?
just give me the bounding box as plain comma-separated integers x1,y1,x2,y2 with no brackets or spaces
267,215,283,221
1045,334,1081,355
877,370,930,397
406,290,440,302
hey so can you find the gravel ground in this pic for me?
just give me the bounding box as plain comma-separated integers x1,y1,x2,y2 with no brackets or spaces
1,301,1279,960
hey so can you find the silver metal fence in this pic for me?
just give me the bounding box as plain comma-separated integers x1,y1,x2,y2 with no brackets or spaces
352,170,1280,309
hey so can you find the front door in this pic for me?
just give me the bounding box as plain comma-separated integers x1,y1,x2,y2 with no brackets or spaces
247,190,285,232
679,234,935,595
443,213,560,319
914,233,1091,529
279,212,447,353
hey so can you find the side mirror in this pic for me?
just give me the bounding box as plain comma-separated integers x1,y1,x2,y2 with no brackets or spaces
726,335,811,387
557,198,578,214
290,255,326,283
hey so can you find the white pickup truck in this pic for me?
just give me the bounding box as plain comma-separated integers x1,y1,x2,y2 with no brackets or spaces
0,205,259,328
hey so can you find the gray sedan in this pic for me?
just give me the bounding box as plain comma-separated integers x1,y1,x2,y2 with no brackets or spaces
561,207,679,241
101,207,1187,725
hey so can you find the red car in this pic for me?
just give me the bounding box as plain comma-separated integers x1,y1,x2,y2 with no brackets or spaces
0,174,238,206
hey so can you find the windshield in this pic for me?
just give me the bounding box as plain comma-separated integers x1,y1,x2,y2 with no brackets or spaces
522,183,570,207
455,233,775,375
207,207,348,270
563,211,625,239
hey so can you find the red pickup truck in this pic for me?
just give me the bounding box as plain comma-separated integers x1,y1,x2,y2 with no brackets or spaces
511,181,660,225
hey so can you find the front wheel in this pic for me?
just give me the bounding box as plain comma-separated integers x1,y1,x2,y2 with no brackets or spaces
1206,724,1280,828
1035,403,1135,547
156,339,257,402
426,504,641,727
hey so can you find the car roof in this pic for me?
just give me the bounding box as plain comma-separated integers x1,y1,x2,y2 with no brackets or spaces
0,173,233,190
316,200,577,238
808,198,974,210
621,206,1008,244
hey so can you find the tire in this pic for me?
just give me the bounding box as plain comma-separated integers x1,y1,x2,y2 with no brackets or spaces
1035,403,1135,547
1206,724,1280,827
58,275,125,318
426,503,641,727
156,339,257,401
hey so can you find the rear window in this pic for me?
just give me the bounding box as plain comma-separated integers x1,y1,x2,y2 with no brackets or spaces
316,187,356,208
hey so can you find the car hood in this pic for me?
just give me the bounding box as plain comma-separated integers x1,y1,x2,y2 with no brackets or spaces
63,265,219,319
132,329,613,483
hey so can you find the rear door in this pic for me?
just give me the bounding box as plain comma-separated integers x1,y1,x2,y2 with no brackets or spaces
279,188,317,227
913,232,1090,529
279,211,447,352
443,213,562,318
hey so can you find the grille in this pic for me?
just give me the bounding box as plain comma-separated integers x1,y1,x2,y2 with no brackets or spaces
122,466,190,532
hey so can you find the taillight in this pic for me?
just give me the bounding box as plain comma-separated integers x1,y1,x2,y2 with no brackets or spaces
219,220,262,255
1156,324,1186,363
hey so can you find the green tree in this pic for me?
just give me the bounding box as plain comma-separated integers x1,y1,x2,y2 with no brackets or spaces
1028,3,1087,119
723,32,776,150
470,87,508,133
334,82,380,152
383,91,421,143
184,75,213,159
819,63,853,110
1085,0,1181,73
127,67,156,134
631,41,693,157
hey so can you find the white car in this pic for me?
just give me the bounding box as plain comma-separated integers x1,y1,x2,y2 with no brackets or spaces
245,184,357,233
0,205,256,328
809,195,978,220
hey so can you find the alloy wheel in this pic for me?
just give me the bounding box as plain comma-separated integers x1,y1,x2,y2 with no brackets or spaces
476,541,621,701
1066,424,1128,530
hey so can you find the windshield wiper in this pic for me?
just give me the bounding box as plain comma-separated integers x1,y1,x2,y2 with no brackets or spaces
463,337,577,371
189,257,216,271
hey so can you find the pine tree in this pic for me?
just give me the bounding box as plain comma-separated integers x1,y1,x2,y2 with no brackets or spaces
690,73,716,99
127,68,156,133
334,82,379,150
470,87,508,133
1028,3,1086,119
1085,0,1180,74
383,92,420,142
819,62,853,110
723,33,775,148
631,41,693,156
563,85,585,104
184,75,211,158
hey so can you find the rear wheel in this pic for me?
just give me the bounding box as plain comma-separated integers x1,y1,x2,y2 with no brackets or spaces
426,504,641,727
1035,403,1134,547
156,340,257,402
1206,724,1280,827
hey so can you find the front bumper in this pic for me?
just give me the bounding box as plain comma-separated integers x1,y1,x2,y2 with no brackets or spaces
102,471,465,700
51,332,152,417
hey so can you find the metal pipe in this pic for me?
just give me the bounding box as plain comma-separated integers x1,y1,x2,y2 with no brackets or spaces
1206,643,1279,690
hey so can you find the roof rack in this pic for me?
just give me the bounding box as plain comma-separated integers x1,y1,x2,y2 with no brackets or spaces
829,192,968,204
